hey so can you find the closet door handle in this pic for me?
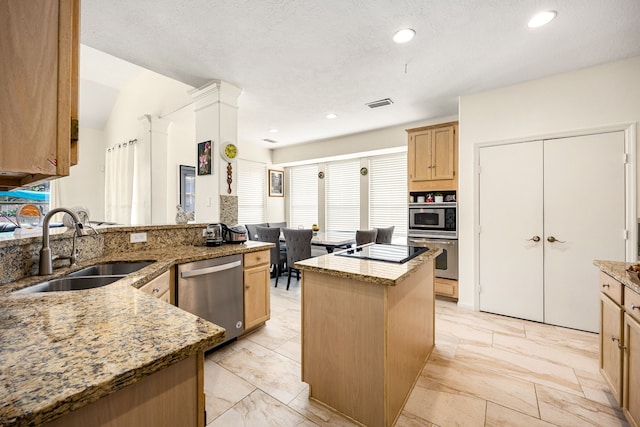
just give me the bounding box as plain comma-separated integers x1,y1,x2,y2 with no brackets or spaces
547,236,565,243
527,236,541,242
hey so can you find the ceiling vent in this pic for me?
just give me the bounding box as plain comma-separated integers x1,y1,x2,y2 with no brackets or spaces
366,98,394,109
262,138,278,143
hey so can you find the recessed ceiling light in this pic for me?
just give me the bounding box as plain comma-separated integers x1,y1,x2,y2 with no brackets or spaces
392,28,415,44
326,113,337,119
528,10,557,28
268,128,278,133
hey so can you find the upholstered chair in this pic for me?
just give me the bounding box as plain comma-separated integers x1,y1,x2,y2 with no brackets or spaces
355,229,378,246
282,228,313,290
256,226,287,287
374,226,395,244
245,223,269,240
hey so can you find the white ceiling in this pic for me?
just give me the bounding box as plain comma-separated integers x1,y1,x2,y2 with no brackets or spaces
79,0,640,148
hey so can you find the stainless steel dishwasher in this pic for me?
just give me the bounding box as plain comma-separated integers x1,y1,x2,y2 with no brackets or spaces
177,254,243,348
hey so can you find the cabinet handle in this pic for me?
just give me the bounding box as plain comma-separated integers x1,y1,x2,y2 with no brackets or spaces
152,287,160,293
71,118,79,142
602,284,610,288
632,304,639,310
612,337,627,350
245,285,250,289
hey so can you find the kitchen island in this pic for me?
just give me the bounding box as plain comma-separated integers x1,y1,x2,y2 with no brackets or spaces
295,245,441,427
0,236,272,427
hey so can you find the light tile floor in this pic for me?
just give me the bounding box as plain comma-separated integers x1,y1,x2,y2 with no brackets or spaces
204,278,629,426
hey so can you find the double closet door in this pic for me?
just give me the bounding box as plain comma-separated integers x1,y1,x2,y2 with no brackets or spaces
478,132,626,332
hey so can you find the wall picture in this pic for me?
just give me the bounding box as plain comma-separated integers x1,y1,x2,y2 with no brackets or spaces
269,169,284,197
197,141,212,175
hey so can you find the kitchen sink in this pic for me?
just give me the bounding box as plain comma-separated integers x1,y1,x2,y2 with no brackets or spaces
66,261,154,277
13,276,124,293
13,261,155,294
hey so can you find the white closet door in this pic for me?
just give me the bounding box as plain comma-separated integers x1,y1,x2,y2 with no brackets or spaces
543,132,625,332
479,141,544,322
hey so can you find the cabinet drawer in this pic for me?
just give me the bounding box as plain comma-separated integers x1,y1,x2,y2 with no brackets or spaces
140,270,171,298
600,272,623,305
435,278,458,299
244,250,270,268
625,287,640,322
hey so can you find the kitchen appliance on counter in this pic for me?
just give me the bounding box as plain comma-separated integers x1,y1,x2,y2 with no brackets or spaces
221,224,248,244
205,223,223,246
336,243,427,264
177,254,243,349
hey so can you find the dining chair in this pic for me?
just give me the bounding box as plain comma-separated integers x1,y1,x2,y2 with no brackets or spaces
355,229,378,246
256,226,287,287
282,228,313,290
245,223,269,240
374,226,395,244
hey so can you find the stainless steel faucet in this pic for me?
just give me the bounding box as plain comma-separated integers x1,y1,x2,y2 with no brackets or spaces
39,208,89,275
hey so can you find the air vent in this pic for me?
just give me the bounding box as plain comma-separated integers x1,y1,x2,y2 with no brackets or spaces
366,98,394,109
262,138,278,144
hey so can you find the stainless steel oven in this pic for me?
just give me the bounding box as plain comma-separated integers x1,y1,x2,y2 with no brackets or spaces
408,202,457,238
407,236,458,280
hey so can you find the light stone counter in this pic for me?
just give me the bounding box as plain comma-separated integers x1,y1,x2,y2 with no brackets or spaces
0,240,272,426
593,259,640,295
294,246,442,286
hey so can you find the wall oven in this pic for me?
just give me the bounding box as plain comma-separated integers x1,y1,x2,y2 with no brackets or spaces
408,202,458,280
407,236,458,280
408,202,457,238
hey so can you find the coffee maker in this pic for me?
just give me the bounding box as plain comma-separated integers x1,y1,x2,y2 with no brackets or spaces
205,223,223,246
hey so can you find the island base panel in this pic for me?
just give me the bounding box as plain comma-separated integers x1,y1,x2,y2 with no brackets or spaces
302,260,434,427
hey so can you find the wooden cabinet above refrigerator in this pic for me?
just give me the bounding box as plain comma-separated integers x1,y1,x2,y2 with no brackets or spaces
0,0,80,190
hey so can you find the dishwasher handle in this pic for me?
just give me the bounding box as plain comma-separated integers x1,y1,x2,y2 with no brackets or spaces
180,260,242,278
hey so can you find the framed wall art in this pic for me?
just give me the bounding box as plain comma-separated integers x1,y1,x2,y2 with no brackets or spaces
197,140,212,175
269,169,284,197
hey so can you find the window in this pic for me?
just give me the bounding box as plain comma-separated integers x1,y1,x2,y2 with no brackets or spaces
289,164,318,228
326,160,360,232
237,159,266,224
369,153,407,237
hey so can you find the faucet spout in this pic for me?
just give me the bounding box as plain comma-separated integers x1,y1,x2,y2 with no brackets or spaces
39,208,88,276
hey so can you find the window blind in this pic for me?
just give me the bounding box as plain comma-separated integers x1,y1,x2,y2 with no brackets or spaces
326,160,360,232
289,164,318,229
370,152,407,237
237,159,266,224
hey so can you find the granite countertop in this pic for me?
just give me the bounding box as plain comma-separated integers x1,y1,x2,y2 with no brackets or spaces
295,246,442,286
0,240,272,426
594,259,640,295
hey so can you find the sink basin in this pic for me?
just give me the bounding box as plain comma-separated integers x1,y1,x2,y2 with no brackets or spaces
67,261,154,277
13,276,123,294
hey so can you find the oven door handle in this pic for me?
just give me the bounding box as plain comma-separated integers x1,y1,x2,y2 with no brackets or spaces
410,238,456,245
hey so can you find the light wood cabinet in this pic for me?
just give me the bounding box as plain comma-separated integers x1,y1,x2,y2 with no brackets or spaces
0,0,80,190
435,277,458,300
139,270,172,303
407,122,458,192
623,288,640,427
43,353,205,427
600,290,623,404
243,250,271,331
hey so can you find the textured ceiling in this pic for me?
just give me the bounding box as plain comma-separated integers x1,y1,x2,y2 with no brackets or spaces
80,0,640,148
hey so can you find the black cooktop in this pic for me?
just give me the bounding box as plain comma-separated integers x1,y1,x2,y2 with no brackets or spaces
336,243,427,264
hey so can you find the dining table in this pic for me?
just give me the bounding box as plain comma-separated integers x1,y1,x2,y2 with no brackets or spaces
310,231,356,253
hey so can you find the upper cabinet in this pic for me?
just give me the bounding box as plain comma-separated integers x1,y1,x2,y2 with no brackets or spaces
407,121,458,192
0,0,80,190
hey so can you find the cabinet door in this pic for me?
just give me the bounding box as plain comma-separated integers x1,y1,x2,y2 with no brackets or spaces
244,264,270,330
624,312,640,426
601,293,623,404
431,126,455,180
408,130,433,182
0,0,79,188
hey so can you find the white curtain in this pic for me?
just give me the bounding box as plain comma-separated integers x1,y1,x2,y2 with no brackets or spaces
104,139,148,225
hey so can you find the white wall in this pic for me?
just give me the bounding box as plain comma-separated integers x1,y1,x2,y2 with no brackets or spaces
458,56,640,310
54,127,106,220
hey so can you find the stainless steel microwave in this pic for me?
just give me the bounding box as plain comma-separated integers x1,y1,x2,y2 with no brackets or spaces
408,202,457,238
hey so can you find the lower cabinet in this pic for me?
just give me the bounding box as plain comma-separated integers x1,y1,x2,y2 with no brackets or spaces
139,270,172,303
243,250,271,331
435,278,458,300
43,353,205,427
598,271,640,427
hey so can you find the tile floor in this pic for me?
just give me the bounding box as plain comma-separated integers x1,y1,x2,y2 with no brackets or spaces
203,278,629,426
